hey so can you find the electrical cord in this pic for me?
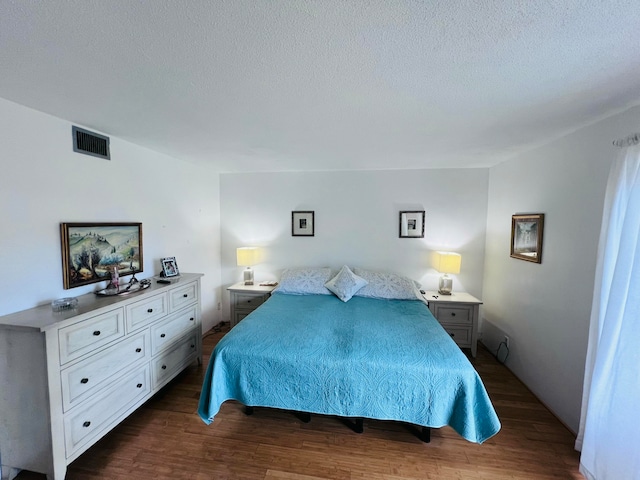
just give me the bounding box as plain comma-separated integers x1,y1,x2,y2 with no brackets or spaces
495,340,510,364
203,321,226,338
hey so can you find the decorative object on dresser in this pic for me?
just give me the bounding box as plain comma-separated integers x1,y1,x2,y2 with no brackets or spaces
160,256,180,277
510,213,544,263
227,282,276,327
60,222,143,289
433,251,462,295
399,210,425,238
0,273,203,480
424,290,482,357
236,247,259,285
292,211,315,236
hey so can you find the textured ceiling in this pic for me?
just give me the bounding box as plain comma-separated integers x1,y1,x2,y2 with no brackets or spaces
1,1,640,172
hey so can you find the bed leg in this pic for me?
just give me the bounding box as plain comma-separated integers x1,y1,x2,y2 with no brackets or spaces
244,406,254,416
354,418,364,434
296,412,311,423
419,426,431,443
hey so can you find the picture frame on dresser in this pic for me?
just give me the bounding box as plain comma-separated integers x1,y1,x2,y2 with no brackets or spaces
60,222,143,289
161,256,180,277
292,211,315,236
510,213,544,263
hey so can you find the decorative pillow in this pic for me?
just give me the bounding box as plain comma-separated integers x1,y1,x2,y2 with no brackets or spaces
353,268,421,300
272,267,333,295
324,265,368,302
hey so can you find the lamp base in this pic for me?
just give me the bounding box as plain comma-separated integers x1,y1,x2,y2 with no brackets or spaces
438,274,453,295
243,267,254,285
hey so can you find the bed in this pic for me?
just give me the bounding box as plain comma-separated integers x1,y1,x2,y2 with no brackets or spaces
198,267,500,444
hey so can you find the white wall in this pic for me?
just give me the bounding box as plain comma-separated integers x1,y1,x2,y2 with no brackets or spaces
482,104,640,433
0,98,222,332
220,169,489,317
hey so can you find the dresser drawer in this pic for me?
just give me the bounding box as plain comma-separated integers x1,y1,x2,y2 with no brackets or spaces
64,365,151,457
234,293,267,311
126,293,168,332
441,325,472,346
61,331,149,412
169,282,198,312
59,308,126,365
150,306,198,355
152,332,198,389
433,305,472,325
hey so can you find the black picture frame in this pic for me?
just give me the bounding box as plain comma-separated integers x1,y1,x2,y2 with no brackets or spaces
292,211,315,236
399,211,425,238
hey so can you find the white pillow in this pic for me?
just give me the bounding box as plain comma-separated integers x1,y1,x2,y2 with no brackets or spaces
324,265,368,302
353,268,421,300
273,267,333,295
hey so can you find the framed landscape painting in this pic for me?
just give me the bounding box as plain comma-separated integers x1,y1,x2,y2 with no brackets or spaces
510,214,544,263
60,222,143,289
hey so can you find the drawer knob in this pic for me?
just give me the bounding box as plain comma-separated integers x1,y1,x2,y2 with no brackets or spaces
247,300,252,303
161,365,167,370
190,344,195,348
450,312,456,317
93,330,100,336
160,333,166,338
135,348,142,353
189,317,195,321
147,308,153,313
137,383,143,388
80,378,89,384
183,294,188,298
83,421,91,428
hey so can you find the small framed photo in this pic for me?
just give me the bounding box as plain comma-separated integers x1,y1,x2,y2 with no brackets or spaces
511,214,544,263
161,257,180,277
399,211,425,238
292,211,315,236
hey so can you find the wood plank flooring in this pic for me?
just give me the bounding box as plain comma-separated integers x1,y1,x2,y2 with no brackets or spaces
16,323,583,479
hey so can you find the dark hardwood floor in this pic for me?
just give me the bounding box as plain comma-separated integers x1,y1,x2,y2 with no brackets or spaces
16,323,583,479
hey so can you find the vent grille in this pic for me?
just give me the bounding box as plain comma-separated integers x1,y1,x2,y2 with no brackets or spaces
72,126,110,160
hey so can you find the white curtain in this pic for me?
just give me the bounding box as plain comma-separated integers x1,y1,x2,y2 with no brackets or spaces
576,142,640,479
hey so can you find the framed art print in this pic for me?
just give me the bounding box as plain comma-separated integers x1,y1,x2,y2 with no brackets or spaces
510,213,544,263
60,222,142,289
292,211,315,236
399,211,425,238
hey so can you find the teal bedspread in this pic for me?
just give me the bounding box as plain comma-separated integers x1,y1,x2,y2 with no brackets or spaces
198,293,500,443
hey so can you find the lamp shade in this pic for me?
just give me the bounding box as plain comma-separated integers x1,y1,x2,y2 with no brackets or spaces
236,247,259,267
434,251,461,274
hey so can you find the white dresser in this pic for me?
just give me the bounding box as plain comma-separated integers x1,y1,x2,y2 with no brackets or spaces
0,273,203,480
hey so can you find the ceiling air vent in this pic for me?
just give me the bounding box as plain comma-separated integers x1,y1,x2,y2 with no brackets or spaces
72,126,110,160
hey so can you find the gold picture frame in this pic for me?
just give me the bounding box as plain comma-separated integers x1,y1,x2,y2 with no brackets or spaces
510,214,544,263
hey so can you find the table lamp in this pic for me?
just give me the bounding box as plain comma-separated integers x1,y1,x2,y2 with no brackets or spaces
236,247,259,285
435,251,461,295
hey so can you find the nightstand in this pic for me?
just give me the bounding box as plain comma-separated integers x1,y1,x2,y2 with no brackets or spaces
424,291,482,357
227,282,276,327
